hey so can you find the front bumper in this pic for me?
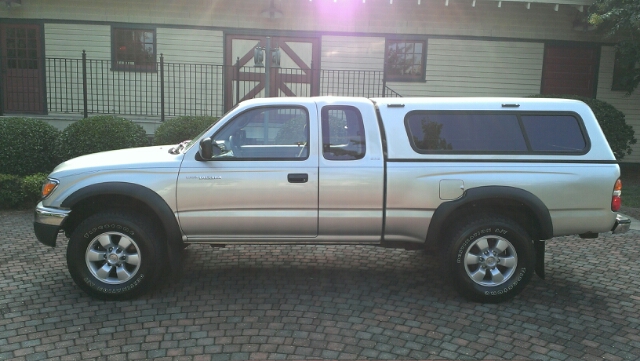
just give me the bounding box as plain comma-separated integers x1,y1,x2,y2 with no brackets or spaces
34,203,71,247
612,214,631,234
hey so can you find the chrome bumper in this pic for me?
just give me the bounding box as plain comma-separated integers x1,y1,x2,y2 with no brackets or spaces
34,203,71,247
612,214,631,234
35,204,70,226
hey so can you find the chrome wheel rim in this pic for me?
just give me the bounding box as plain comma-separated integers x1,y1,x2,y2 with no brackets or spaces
463,235,518,287
85,232,141,285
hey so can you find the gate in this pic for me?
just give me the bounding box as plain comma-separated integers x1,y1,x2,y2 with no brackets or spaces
224,35,320,111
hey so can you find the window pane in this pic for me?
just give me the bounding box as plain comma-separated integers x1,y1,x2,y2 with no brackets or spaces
322,106,366,160
386,40,425,81
406,113,527,152
113,28,156,71
521,115,586,152
213,107,309,160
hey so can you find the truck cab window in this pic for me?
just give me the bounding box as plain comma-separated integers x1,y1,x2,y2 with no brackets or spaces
212,106,309,160
321,106,366,160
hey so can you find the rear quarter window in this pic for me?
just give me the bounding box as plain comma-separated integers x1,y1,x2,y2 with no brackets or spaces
405,111,589,154
520,115,586,152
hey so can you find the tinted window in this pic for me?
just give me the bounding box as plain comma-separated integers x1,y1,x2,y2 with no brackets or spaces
521,115,586,152
322,106,366,160
406,113,527,152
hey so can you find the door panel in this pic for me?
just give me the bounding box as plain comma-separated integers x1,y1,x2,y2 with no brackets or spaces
177,103,319,240
177,166,318,239
1,24,45,113
318,105,384,241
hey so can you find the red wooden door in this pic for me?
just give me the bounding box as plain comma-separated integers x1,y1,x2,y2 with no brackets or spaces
1,24,45,113
225,35,320,111
541,45,599,98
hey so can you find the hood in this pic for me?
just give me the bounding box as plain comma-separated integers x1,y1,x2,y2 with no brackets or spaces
51,145,184,178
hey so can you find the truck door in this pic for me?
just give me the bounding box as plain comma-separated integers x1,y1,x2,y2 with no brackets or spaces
177,103,318,240
318,104,385,241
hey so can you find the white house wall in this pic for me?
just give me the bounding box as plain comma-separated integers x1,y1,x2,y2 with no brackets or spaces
391,39,544,97
321,36,385,71
45,23,110,59
158,28,223,65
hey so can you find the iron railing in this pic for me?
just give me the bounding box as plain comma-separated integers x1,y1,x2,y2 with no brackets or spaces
35,52,401,120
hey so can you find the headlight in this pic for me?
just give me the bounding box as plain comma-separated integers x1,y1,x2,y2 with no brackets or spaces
41,178,59,199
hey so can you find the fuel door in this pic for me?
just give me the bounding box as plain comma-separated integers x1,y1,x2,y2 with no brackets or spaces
440,179,464,200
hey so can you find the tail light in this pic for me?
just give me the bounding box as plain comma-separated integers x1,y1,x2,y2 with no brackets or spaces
611,179,622,212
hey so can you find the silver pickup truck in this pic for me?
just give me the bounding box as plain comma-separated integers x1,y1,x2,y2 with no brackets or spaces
34,97,630,302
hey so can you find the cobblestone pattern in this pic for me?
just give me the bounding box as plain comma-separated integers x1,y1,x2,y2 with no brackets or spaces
2,210,640,361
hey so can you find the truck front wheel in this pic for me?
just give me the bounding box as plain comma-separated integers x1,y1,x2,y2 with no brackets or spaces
66,211,162,300
446,215,535,303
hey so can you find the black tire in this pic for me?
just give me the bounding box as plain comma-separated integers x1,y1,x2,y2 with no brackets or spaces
444,215,535,303
66,211,163,300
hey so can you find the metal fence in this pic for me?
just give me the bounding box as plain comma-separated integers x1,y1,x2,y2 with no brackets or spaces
43,53,400,120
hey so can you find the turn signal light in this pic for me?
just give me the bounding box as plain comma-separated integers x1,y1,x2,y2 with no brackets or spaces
611,179,622,212
41,179,59,199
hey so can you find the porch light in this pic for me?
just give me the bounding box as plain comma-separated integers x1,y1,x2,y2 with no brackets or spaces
254,47,265,67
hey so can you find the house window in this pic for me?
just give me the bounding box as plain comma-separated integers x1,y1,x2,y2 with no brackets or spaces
385,40,425,81
112,28,156,71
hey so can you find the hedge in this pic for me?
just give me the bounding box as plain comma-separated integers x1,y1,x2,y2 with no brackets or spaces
0,117,60,176
56,115,149,161
154,116,219,145
0,173,49,209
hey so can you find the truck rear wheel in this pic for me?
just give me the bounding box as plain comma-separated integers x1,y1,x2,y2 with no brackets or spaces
66,211,162,300
445,215,534,303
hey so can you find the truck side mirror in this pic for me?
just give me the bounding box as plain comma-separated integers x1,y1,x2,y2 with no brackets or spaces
198,138,221,160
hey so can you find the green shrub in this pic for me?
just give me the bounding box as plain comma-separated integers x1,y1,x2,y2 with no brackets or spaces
154,116,219,145
0,174,24,209
529,94,637,160
22,173,48,205
0,117,60,176
57,115,149,161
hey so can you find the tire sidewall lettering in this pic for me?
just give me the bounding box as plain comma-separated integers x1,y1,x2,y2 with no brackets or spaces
83,273,145,294
84,223,135,239
484,267,527,296
456,227,505,264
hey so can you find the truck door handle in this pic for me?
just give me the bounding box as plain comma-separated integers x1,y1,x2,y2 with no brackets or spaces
288,173,308,183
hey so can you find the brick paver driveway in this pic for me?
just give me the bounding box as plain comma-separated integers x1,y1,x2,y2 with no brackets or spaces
2,210,640,361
